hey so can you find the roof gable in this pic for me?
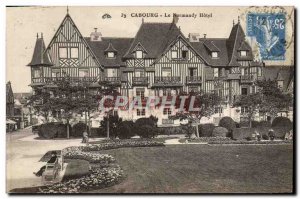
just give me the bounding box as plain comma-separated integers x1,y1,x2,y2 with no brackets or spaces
124,22,182,59
45,13,102,68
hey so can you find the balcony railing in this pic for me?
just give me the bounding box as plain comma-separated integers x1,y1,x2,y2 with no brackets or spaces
240,75,254,83
186,76,202,84
132,77,148,86
154,76,181,84
31,77,98,84
101,77,121,85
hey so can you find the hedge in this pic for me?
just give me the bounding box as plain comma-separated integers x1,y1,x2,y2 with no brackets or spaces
72,122,88,137
199,123,215,137
38,123,70,139
212,127,228,137
232,126,289,140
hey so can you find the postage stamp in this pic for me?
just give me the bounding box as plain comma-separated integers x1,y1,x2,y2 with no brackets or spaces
247,13,286,60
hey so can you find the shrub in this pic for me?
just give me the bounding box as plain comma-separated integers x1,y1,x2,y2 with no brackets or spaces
72,122,88,137
135,116,157,127
199,123,215,137
259,121,271,127
251,121,260,128
157,126,186,135
136,125,158,138
38,123,58,139
232,128,254,140
272,117,292,128
117,121,136,139
219,117,236,138
212,127,228,137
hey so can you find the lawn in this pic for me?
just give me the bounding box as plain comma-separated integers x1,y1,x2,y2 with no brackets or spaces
88,144,293,193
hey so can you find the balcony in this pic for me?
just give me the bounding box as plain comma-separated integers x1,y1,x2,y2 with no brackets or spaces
100,77,121,85
31,77,99,86
132,77,148,86
153,76,182,87
186,76,202,85
240,75,254,83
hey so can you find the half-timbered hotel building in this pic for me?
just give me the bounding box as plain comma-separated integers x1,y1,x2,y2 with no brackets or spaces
27,12,293,127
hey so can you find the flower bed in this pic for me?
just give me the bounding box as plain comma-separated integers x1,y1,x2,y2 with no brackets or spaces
83,139,164,152
179,137,231,143
38,165,124,193
37,139,164,193
208,140,293,145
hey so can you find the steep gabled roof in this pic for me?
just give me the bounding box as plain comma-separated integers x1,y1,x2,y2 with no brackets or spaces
262,66,294,91
6,82,14,104
123,22,182,59
85,37,133,67
203,40,220,52
227,23,253,66
27,36,52,67
191,39,229,67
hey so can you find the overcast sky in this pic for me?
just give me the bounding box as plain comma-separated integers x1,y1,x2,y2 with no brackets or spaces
6,6,294,92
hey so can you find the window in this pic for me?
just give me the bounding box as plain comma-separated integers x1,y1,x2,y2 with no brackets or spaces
79,69,89,77
241,87,248,95
182,50,188,59
107,52,115,58
213,68,219,77
137,109,146,116
171,51,178,59
189,86,198,93
163,89,172,96
136,51,143,59
107,68,117,77
257,67,262,76
163,108,172,115
136,89,145,99
278,80,284,88
241,107,249,114
162,68,171,77
240,51,247,56
135,70,145,77
70,48,79,58
189,68,197,77
212,52,218,58
214,107,223,114
59,48,68,58
33,69,41,78
52,69,60,77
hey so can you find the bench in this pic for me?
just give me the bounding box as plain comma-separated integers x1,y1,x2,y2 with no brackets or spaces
42,151,64,185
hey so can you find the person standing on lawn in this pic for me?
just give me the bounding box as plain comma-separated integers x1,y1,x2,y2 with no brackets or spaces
255,130,261,141
82,130,89,143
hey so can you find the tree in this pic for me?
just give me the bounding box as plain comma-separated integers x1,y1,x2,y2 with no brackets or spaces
234,80,293,127
100,114,122,139
170,91,221,137
256,80,293,120
233,93,261,128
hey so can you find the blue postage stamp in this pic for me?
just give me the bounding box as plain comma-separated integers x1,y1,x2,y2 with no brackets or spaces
247,13,286,60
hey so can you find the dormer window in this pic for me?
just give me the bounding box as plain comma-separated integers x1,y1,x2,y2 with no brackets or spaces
240,51,247,57
211,52,218,58
136,50,143,59
107,52,115,58
278,80,284,89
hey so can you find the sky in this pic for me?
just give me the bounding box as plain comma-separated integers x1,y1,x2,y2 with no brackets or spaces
6,6,294,92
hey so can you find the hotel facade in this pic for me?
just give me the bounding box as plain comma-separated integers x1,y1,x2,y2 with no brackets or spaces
27,12,293,127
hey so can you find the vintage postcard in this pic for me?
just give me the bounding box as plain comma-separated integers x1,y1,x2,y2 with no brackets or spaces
6,6,294,194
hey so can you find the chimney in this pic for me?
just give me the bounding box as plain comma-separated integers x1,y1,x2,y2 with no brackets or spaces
90,28,102,41
188,33,200,42
203,34,207,39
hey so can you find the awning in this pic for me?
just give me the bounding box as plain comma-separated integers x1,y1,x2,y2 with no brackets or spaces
6,119,16,124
